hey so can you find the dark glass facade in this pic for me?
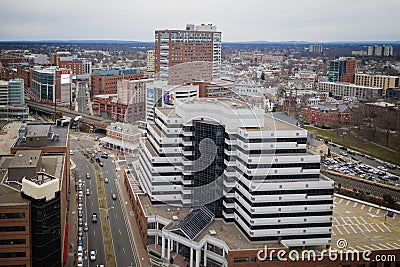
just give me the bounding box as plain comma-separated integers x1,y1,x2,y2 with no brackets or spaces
192,120,225,217
23,191,61,267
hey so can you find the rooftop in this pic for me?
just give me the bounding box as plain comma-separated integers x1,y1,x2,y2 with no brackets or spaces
0,153,64,205
9,150,41,169
13,123,69,148
138,193,192,222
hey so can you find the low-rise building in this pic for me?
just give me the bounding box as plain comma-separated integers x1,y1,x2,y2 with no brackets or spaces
100,122,144,155
318,81,383,101
300,103,356,128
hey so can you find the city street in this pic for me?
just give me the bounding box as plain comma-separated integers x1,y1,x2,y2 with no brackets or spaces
99,154,139,267
71,136,106,266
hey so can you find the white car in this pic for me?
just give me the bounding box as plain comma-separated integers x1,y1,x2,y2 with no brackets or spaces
77,246,83,258
70,150,74,155
77,256,83,267
90,250,96,261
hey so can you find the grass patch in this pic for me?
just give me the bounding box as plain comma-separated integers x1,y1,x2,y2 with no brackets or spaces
92,162,116,267
305,125,400,166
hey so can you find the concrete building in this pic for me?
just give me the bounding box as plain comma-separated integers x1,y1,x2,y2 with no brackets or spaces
147,50,155,72
354,73,399,95
308,44,323,53
0,79,29,119
145,80,199,121
327,57,356,83
0,149,68,267
90,68,143,96
138,98,333,249
155,24,221,85
318,81,383,101
29,66,72,105
367,45,393,57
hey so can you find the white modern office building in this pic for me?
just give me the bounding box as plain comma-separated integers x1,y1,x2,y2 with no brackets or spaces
138,98,334,250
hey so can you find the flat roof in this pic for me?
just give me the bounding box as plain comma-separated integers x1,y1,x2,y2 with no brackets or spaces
137,193,191,222
195,219,283,250
0,153,64,205
9,150,41,168
13,123,69,148
242,114,302,131
26,124,50,137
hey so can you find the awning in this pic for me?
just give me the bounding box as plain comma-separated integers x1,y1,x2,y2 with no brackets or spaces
99,136,139,151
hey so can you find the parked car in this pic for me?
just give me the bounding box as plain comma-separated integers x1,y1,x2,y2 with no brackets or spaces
83,222,89,232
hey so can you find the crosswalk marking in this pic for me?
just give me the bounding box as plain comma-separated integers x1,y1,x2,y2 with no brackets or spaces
374,223,385,232
335,226,343,235
359,217,368,224
381,223,391,232
348,224,357,233
364,245,374,250
342,225,351,234
355,224,364,233
378,243,390,249
385,243,398,249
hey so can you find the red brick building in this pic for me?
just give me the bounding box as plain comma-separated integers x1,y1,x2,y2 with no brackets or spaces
301,103,356,128
90,68,144,96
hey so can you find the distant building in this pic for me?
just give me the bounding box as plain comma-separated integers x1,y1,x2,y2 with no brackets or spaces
367,45,393,57
192,79,235,98
308,44,323,53
90,68,143,96
327,57,356,83
351,50,367,56
354,73,399,95
155,24,221,85
146,50,155,72
0,79,29,119
319,81,383,100
51,52,91,75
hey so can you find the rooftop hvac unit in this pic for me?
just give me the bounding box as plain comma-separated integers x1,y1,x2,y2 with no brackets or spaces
172,216,179,221
209,230,216,235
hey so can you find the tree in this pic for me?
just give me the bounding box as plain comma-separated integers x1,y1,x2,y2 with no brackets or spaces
376,110,397,147
260,72,265,80
382,194,396,208
350,105,365,140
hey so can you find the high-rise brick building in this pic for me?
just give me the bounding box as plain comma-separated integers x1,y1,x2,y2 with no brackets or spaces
154,24,221,85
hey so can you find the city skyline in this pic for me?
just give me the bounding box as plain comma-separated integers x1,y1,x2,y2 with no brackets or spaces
1,0,400,42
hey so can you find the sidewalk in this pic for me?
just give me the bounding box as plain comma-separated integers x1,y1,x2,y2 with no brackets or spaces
115,164,151,267
66,167,78,266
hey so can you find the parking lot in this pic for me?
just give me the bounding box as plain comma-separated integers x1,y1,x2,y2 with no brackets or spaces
322,154,400,187
332,196,400,252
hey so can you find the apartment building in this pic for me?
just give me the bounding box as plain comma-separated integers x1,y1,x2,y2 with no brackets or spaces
318,81,383,100
367,45,393,57
354,73,399,95
147,50,155,72
155,24,221,85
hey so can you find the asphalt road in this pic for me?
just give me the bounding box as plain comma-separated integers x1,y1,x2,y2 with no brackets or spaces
71,137,106,266
99,155,139,267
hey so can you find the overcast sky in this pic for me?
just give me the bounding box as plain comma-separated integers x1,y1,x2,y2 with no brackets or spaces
1,0,399,42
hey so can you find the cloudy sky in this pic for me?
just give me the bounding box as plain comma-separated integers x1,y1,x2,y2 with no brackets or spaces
1,0,399,42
